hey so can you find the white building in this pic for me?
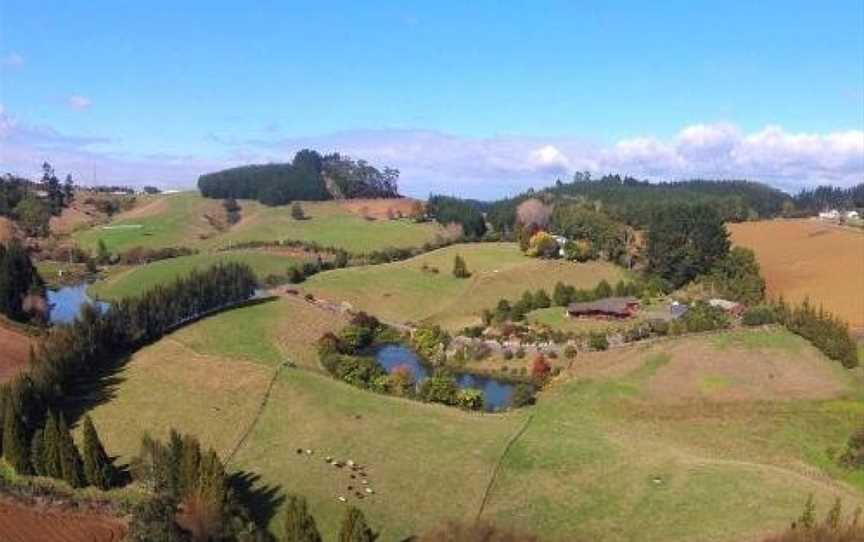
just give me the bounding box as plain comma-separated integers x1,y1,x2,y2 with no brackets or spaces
819,210,840,220
846,210,860,220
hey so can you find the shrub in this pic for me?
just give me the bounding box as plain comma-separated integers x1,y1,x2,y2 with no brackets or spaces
681,301,729,332
589,333,609,351
452,255,470,278
291,202,306,220
564,345,578,359
419,373,459,405
742,305,779,326
511,383,536,407
648,319,669,336
456,389,485,410
503,350,514,360
515,347,526,359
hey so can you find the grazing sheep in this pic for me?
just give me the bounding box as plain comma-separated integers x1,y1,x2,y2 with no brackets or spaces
365,488,374,494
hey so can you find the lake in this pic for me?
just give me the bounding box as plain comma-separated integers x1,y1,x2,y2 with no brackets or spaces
375,344,519,411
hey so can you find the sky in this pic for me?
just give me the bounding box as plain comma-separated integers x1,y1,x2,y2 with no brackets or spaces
1,1,862,198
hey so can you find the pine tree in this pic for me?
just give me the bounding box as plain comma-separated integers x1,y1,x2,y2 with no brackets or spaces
41,410,62,478
339,506,376,542
283,494,322,542
452,255,470,278
30,428,45,475
2,400,31,474
57,413,84,487
82,415,115,489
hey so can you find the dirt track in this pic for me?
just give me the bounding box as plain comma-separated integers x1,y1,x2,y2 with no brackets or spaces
0,500,127,542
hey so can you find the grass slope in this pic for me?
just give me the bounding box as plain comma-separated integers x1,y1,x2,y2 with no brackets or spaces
87,296,864,541
303,243,628,330
73,193,446,255
88,250,306,300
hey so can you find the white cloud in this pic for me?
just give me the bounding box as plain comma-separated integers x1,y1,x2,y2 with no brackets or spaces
67,95,92,111
1,52,24,67
1,107,861,197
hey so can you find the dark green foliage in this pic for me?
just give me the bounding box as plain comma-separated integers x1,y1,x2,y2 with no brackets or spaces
222,198,241,224
2,399,30,474
57,412,84,488
703,247,765,304
291,202,306,220
0,175,29,217
410,325,451,361
427,195,487,238
322,355,387,390
419,372,459,406
593,280,613,299
127,496,187,542
283,494,322,542
588,333,609,351
40,411,62,478
338,506,377,542
679,301,729,333
13,193,51,237
322,153,399,198
553,282,574,306
840,425,864,470
776,298,859,368
793,183,864,214
41,162,66,215
452,255,470,278
552,204,625,261
82,415,117,489
198,150,399,205
646,203,730,289
511,383,536,407
533,289,552,309
29,428,45,475
742,305,778,326
0,239,45,322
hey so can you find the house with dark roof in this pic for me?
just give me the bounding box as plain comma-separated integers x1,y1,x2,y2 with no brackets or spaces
567,297,640,319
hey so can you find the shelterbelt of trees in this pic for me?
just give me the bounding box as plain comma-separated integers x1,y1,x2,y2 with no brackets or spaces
424,174,864,237
197,149,400,205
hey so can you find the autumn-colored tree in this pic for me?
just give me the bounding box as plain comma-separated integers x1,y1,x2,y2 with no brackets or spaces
516,198,552,230
530,354,551,383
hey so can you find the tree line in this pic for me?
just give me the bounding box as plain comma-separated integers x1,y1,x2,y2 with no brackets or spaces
198,150,400,205
0,239,45,322
426,195,488,238
0,262,258,488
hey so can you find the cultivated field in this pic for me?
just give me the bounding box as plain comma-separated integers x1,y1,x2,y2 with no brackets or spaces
0,500,126,542
303,243,629,330
73,193,447,255
85,293,864,542
0,321,34,383
729,219,864,332
88,250,307,300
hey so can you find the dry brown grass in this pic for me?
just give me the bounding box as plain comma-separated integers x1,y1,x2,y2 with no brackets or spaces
339,197,421,219
729,219,864,332
0,216,17,243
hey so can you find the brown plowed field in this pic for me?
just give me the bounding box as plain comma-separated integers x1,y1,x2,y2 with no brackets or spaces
729,219,864,332
0,323,33,383
0,500,127,542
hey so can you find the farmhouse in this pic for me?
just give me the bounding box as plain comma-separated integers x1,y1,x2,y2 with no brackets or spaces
567,296,639,319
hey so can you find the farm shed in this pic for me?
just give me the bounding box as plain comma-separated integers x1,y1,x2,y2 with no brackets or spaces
567,297,640,319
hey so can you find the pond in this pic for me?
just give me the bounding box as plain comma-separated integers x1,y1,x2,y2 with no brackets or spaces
47,283,109,325
375,344,519,411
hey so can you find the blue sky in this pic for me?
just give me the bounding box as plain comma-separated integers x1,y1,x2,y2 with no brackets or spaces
1,1,862,197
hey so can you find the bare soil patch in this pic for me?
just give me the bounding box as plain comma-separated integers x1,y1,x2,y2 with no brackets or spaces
50,204,95,235
116,195,169,220
339,198,420,219
729,219,864,331
0,322,34,383
0,499,126,542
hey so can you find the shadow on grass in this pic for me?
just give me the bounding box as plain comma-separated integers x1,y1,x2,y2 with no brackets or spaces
229,470,285,530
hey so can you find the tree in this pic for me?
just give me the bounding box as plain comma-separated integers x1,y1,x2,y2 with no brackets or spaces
526,231,559,258
704,247,765,304
553,282,573,306
511,383,536,407
40,410,63,478
291,202,306,220
533,289,551,309
57,412,84,487
96,239,111,265
127,496,185,542
63,174,75,205
2,400,30,474
339,506,376,542
283,494,322,542
0,239,45,321
452,255,470,278
13,193,51,237
82,415,116,489
42,161,64,215
645,203,730,289
516,198,552,229
530,355,551,383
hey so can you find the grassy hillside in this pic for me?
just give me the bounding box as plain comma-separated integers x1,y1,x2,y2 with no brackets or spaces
73,192,447,255
88,250,306,300
303,243,629,330
84,297,864,541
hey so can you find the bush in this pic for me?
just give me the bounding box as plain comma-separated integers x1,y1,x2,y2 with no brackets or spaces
419,373,459,405
589,333,609,351
452,255,470,278
503,350,514,360
564,345,578,359
456,389,485,410
511,384,536,407
742,305,779,326
681,301,729,333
